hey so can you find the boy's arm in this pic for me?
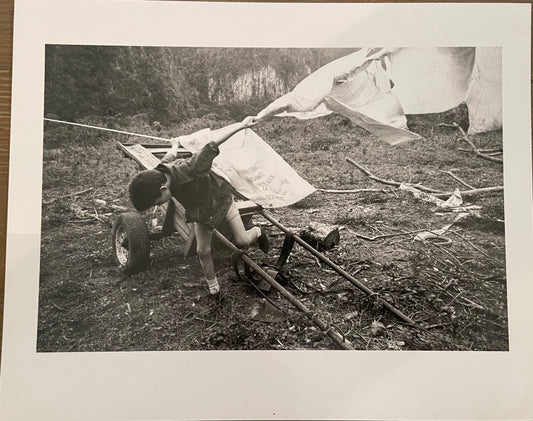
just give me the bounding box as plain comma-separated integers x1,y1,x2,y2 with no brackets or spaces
162,117,258,177
210,116,257,147
185,142,219,176
157,143,213,184
160,137,182,164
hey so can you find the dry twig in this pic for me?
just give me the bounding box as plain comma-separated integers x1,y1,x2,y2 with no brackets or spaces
433,186,503,199
352,228,428,242
445,171,476,190
425,322,452,330
449,230,493,261
51,301,65,311
346,158,440,193
451,122,503,163
459,296,487,311
346,157,503,199
43,188,94,204
317,188,387,194
458,148,502,154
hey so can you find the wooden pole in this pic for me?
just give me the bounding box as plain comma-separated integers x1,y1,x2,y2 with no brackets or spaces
214,230,355,350
260,210,416,326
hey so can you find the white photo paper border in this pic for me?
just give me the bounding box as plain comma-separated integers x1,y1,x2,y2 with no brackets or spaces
1,1,532,420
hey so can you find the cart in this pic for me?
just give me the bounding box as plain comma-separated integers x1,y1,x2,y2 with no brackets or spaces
113,141,415,349
113,142,262,267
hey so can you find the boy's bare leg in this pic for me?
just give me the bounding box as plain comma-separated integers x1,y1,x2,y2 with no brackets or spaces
224,201,261,248
194,223,218,293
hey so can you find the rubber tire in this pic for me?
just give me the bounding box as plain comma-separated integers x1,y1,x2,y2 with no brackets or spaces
112,212,150,274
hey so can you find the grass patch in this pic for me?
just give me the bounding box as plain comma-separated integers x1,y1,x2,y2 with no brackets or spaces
38,112,507,351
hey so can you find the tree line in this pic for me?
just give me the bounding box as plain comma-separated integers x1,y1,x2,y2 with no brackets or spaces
44,45,352,124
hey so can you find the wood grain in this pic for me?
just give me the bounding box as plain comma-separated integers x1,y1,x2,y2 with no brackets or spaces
0,0,14,362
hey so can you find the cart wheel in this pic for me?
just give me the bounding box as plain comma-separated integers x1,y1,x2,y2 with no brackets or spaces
112,212,150,274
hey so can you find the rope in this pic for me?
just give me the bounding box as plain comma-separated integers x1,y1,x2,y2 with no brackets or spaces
43,118,171,142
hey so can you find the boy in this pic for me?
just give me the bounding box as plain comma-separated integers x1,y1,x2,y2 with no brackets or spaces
128,116,269,294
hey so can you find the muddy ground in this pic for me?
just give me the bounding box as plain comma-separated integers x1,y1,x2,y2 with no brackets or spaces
38,111,507,351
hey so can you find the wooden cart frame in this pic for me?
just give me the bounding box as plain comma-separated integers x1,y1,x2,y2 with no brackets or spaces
114,141,416,349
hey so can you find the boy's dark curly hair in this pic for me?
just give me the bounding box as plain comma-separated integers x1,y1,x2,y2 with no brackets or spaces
128,169,167,211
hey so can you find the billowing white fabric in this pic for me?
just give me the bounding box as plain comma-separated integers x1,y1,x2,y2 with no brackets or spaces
255,47,502,143
255,48,384,120
465,47,502,134
389,47,476,114
175,128,316,209
324,97,421,146
324,59,421,144
255,47,420,144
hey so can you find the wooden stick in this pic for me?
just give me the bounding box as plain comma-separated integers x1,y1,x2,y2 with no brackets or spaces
458,147,502,154
438,123,458,129
44,188,94,204
433,186,503,199
51,301,65,311
346,157,503,199
346,158,441,193
449,230,493,260
459,296,487,311
479,148,503,153
352,228,428,242
425,322,452,330
317,188,387,194
485,319,506,329
445,171,476,190
346,158,400,187
453,122,503,163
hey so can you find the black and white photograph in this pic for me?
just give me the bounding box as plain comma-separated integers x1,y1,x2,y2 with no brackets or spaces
1,2,532,420
39,45,507,352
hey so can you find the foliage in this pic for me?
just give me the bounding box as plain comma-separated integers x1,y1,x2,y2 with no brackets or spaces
44,46,352,124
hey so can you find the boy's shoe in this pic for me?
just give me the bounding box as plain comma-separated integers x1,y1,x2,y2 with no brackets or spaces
206,278,220,295
257,226,270,253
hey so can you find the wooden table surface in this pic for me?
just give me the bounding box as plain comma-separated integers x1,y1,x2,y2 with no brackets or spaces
0,0,14,360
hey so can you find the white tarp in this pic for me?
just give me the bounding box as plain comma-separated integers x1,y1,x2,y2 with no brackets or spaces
256,47,421,145
175,128,316,208
465,47,502,134
324,58,421,145
255,47,502,142
324,96,421,146
255,48,376,120
388,47,476,114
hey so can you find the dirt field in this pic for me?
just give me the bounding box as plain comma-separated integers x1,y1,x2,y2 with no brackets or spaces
37,111,507,351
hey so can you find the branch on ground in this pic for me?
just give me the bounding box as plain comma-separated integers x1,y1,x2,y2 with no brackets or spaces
346,158,441,193
316,188,388,194
445,122,503,164
43,188,94,204
351,228,429,242
345,158,503,200
444,170,476,190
